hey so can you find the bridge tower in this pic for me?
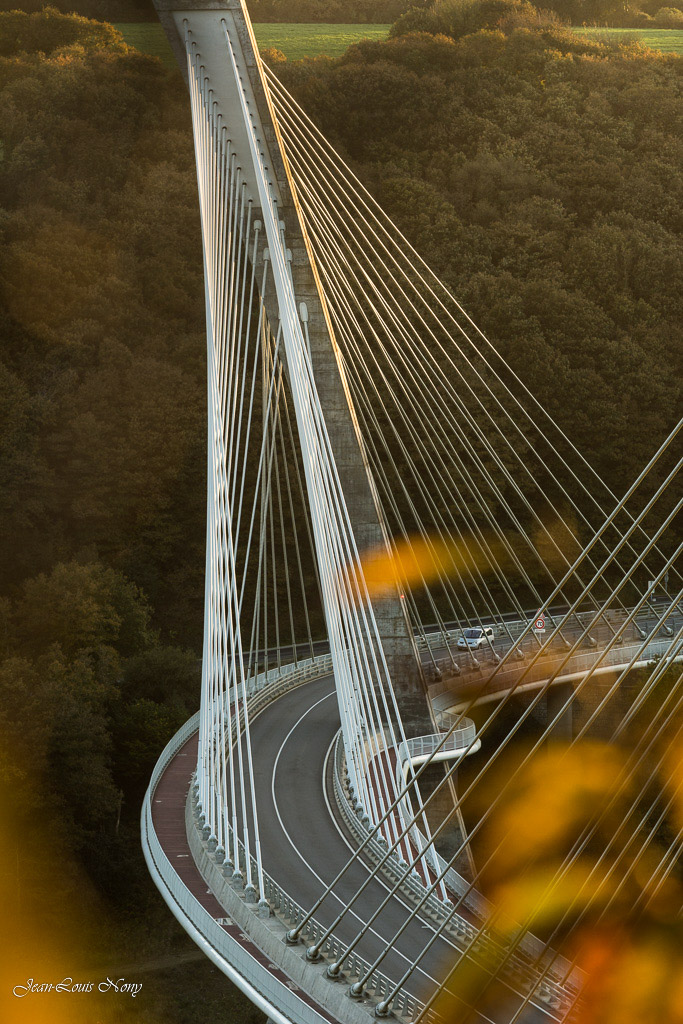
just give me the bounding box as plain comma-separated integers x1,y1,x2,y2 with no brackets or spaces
141,11,683,1020
153,0,434,738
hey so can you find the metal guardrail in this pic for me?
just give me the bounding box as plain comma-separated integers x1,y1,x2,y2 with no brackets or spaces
187,655,449,1020
429,633,679,702
224,816,424,1019
420,607,676,650
142,655,336,1024
399,728,477,761
144,648,583,1021
145,653,441,1022
250,653,334,691
395,729,489,920
143,768,324,1023
334,734,581,1017
198,663,426,1018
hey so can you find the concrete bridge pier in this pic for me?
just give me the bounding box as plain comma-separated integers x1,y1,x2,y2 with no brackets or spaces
546,682,574,743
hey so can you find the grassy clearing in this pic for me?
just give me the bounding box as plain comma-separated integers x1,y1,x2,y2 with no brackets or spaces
115,22,682,68
253,22,389,58
570,26,683,54
116,22,176,67
115,22,390,68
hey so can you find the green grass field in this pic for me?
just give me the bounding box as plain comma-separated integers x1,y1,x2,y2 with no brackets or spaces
253,23,390,59
115,22,682,69
570,26,683,53
116,22,176,66
114,22,390,68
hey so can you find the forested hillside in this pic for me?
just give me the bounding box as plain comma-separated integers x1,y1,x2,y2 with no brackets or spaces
2,0,416,24
274,11,682,494
394,0,683,30
0,12,255,1023
0,6,680,1021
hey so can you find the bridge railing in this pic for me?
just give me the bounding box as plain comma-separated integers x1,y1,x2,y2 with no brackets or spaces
395,730,489,915
417,605,676,652
194,654,435,1020
333,733,581,1014
429,633,678,701
225,793,429,1019
141,711,333,1024
143,653,352,1024
249,653,333,692
399,728,477,762
216,654,335,724
145,644,589,1020
146,652,434,1021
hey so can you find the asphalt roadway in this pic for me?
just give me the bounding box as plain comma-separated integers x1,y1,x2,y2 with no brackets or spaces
237,674,559,1024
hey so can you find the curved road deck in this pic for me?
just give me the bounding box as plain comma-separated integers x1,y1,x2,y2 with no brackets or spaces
149,600,682,1023
152,674,563,1023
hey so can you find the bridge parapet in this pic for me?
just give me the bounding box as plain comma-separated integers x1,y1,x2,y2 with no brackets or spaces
142,709,333,1023
399,730,478,763
332,733,582,1014
144,656,437,1023
197,801,429,1022
430,634,680,711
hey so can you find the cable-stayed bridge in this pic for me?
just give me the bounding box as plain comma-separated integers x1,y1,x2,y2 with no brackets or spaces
141,4,683,1022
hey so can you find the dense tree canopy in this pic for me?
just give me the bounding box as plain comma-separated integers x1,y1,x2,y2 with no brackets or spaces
245,0,414,22
0,0,680,687
274,22,682,495
0,0,418,24
394,0,683,30
0,17,208,979
0,0,155,21
0,8,206,642
0,13,680,1013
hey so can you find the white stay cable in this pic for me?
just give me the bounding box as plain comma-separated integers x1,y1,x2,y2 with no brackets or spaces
292,429,681,952
265,67,678,603
186,29,281,900
276,106,639,638
222,23,423,846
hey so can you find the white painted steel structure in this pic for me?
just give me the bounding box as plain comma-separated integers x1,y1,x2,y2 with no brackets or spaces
143,4,683,1022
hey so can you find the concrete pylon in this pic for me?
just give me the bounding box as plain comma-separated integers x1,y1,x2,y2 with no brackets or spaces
152,0,434,738
546,682,574,743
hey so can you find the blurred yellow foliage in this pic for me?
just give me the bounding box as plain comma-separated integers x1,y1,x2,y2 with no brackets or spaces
357,532,507,600
575,926,683,1024
484,743,625,882
663,745,683,832
356,520,579,602
0,782,94,1023
494,861,617,934
431,734,683,1024
0,769,152,1024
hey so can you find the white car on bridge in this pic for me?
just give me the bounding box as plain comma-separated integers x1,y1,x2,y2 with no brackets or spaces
457,626,495,650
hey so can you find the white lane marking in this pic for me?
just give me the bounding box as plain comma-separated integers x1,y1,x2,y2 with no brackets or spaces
269,689,502,1022
271,693,438,975
321,736,441,937
265,684,556,1024
319,734,483,1003
320,735,562,1023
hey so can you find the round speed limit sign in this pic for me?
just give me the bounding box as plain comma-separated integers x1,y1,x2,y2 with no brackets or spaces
534,614,546,631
